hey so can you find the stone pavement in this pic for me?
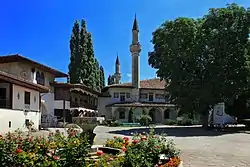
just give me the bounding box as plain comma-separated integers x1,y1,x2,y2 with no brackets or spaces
94,125,250,167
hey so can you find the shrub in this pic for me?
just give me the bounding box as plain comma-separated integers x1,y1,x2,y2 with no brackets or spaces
110,120,121,127
105,136,130,149
124,129,180,167
139,115,152,126
164,119,177,125
0,129,90,167
91,129,180,167
177,118,200,126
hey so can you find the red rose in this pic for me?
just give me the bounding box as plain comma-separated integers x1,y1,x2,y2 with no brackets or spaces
122,146,127,152
132,140,138,145
19,137,22,141
16,148,22,154
96,150,104,156
123,137,129,141
53,155,60,160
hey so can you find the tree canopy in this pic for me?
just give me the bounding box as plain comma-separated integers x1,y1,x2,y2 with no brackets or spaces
148,3,250,124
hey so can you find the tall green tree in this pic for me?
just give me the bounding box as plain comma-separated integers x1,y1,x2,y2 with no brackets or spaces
148,3,250,127
84,32,95,88
99,66,105,89
107,75,115,85
68,21,81,84
94,58,101,91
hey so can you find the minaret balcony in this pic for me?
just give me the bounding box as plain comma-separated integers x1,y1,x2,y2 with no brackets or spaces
130,44,141,53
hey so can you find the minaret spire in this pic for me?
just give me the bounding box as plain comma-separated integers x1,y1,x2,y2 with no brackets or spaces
116,53,120,65
130,14,141,100
132,13,139,31
114,53,121,84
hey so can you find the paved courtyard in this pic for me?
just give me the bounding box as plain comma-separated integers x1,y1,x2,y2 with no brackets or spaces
94,125,250,167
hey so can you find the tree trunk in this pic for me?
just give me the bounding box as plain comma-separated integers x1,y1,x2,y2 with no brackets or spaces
201,111,209,129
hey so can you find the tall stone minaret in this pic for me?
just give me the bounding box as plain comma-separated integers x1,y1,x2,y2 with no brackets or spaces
130,14,141,89
130,14,141,101
114,53,121,84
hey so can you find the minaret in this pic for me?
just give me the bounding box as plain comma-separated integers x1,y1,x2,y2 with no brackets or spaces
114,53,121,84
130,14,141,89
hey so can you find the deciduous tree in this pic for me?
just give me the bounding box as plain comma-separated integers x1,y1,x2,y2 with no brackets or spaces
149,3,250,127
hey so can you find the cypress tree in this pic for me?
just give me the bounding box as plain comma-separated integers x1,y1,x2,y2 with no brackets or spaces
68,21,80,84
69,19,105,91
99,66,105,89
79,19,89,85
85,32,96,88
108,75,115,85
128,108,133,123
94,58,101,91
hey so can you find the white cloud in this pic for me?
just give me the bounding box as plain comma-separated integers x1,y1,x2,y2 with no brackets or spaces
126,73,132,78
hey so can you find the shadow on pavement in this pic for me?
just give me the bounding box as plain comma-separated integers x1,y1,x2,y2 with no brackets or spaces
108,126,250,137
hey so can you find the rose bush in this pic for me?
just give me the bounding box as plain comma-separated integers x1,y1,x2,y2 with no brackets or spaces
104,136,131,149
0,129,90,167
94,129,181,167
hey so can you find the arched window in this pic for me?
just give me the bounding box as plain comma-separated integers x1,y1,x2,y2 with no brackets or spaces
36,71,40,84
40,72,45,85
164,109,170,119
117,108,126,119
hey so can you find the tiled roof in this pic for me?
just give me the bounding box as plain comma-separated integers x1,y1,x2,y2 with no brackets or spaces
0,70,49,93
105,78,166,90
106,101,175,107
0,54,68,78
52,82,100,97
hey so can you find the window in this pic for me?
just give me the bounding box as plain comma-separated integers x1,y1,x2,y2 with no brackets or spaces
119,111,125,119
149,93,154,102
140,93,148,99
155,94,165,100
40,72,45,85
126,93,130,98
36,71,40,84
114,92,119,98
164,109,170,119
120,93,125,102
24,91,30,105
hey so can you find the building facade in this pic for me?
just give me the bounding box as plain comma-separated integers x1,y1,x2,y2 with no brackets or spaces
98,16,178,124
53,83,100,124
0,54,68,131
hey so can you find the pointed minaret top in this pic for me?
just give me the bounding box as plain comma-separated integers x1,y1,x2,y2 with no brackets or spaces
132,14,139,31
116,53,120,65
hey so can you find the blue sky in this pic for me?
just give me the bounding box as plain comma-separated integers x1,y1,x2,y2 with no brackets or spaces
0,0,250,84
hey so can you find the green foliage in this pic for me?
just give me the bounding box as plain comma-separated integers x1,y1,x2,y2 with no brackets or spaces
124,129,180,167
0,129,90,167
149,3,250,126
107,75,115,85
140,115,152,126
164,119,177,125
68,19,104,91
128,108,134,123
68,21,81,84
110,120,121,127
226,91,250,118
93,58,101,92
99,66,105,89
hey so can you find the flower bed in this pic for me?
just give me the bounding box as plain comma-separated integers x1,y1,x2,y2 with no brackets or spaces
0,129,90,167
0,128,181,167
87,129,181,167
